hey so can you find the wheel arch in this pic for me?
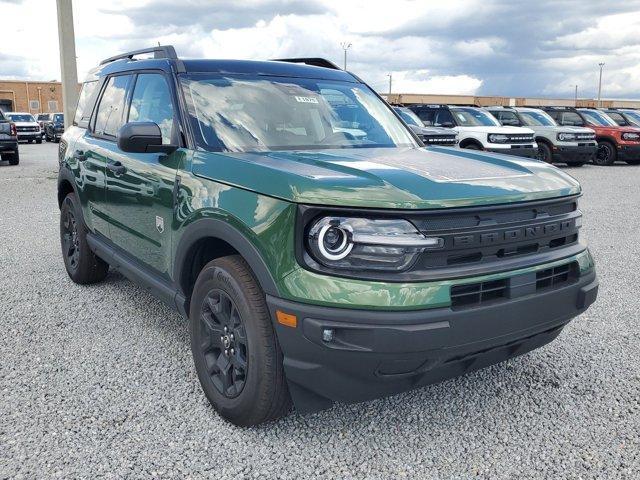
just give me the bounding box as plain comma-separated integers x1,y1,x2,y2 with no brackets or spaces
595,135,617,146
174,218,281,315
57,167,77,209
459,137,484,149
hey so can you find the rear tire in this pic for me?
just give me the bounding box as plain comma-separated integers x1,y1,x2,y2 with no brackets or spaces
3,151,19,165
190,255,291,426
594,141,616,166
60,193,109,284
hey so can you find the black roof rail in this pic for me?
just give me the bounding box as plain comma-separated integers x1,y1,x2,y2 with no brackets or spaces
271,57,341,70
100,45,178,65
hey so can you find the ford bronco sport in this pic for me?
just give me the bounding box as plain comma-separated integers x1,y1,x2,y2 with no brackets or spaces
486,106,596,166
392,106,458,146
541,106,640,166
602,108,640,128
57,46,598,426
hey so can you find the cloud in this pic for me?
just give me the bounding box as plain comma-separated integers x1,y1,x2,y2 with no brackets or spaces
2,0,640,98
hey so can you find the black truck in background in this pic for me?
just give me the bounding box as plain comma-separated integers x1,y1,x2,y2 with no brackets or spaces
0,111,19,165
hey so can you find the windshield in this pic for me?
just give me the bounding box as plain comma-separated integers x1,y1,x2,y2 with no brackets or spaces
394,107,422,127
451,108,500,127
621,110,640,126
181,75,417,152
37,114,50,121
518,110,556,126
7,114,35,122
53,114,64,123
579,109,618,127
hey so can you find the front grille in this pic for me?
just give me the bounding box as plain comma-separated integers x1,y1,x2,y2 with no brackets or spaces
17,126,38,132
423,135,458,146
451,279,508,308
451,261,579,309
575,133,596,141
506,134,534,144
413,196,581,271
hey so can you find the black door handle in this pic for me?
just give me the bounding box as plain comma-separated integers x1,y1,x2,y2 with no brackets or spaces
107,161,126,176
73,150,87,162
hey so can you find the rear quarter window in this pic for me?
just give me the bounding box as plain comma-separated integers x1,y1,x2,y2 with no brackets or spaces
74,80,100,128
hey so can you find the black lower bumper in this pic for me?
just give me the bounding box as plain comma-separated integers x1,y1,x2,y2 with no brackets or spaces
486,146,538,159
553,144,597,164
0,140,18,153
617,143,640,161
268,270,598,414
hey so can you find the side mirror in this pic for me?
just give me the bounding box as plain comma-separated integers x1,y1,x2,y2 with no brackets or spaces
117,122,178,154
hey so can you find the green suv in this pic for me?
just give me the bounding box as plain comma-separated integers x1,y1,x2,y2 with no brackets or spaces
57,46,598,426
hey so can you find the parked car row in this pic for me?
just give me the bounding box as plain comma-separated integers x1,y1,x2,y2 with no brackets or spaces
399,103,640,167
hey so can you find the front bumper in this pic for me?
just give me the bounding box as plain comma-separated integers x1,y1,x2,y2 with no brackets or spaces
617,143,640,161
17,131,40,140
553,144,597,164
486,145,538,159
269,267,597,414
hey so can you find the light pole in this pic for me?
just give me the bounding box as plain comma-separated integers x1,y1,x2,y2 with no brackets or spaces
570,84,578,106
56,0,79,129
387,73,392,95
340,42,352,70
597,62,605,107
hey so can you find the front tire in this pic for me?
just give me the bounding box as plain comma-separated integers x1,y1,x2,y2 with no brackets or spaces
594,141,616,166
36,138,42,144
536,142,553,163
190,255,291,426
60,193,109,284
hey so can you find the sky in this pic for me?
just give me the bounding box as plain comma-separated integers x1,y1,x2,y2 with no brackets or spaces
2,0,640,99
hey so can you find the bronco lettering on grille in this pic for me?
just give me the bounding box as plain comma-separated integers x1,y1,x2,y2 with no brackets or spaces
453,219,574,247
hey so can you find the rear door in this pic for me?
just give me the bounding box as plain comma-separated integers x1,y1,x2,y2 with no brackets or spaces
103,71,182,278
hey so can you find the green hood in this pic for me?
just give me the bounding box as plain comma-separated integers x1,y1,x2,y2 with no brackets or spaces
191,146,580,209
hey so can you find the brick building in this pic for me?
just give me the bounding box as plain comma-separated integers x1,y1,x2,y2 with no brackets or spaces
0,80,66,114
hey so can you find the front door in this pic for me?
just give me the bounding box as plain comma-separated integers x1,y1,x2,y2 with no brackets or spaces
104,72,181,279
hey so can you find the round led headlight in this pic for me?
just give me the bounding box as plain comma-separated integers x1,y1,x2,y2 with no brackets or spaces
306,216,443,272
488,134,508,143
557,132,576,141
316,223,353,260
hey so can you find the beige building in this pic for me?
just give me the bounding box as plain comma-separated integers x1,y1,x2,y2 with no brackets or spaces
0,80,66,114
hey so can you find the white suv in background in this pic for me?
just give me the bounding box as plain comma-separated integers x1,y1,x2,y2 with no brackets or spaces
5,112,42,144
487,106,597,166
407,104,538,158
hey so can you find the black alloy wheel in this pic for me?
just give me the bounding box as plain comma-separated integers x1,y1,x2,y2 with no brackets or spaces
594,141,616,166
199,289,249,398
61,199,80,273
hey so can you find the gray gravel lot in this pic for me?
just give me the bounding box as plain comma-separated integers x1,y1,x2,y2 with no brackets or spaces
1,142,638,479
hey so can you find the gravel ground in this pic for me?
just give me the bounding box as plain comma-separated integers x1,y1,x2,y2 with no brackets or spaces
1,143,638,479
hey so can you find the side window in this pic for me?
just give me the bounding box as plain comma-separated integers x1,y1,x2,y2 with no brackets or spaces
412,108,434,125
74,80,99,127
93,75,132,138
128,73,175,144
561,112,584,126
608,112,627,126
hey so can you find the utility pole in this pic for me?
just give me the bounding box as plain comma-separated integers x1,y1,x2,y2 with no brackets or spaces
340,42,352,70
597,62,605,107
571,84,578,106
56,0,79,129
387,73,392,95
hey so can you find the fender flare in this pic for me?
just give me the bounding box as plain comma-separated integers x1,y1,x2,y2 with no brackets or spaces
57,165,79,208
173,218,280,302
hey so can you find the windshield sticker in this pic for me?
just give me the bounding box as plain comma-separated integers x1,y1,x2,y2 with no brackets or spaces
294,96,319,104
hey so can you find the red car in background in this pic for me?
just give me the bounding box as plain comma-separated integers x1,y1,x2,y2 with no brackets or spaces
542,106,640,166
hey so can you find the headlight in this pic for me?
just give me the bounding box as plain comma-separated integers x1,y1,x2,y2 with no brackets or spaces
488,134,509,143
307,217,443,272
622,132,640,141
557,132,576,141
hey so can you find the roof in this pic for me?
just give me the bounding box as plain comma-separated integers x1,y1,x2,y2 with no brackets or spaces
87,57,356,83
